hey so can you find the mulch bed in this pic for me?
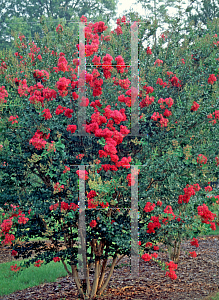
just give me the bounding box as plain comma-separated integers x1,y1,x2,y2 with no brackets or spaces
0,235,219,300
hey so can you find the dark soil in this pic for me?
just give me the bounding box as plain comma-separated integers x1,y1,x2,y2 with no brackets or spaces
0,236,219,300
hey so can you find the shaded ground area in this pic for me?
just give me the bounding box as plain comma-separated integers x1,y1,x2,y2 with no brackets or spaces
0,235,219,300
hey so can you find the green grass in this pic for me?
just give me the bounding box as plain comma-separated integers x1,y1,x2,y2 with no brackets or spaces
0,257,69,298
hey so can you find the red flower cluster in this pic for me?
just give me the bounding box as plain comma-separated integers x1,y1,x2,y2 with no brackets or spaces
116,16,126,25
170,76,182,88
2,233,15,246
11,250,18,256
49,201,78,212
57,55,69,72
42,108,52,120
178,184,197,204
63,166,70,173
139,95,155,108
17,213,29,224
34,259,44,267
87,190,98,199
190,101,200,112
67,124,77,134
114,25,123,35
165,261,178,280
147,216,161,234
8,115,18,124
190,237,199,248
0,86,8,103
56,77,71,97
158,97,174,109
207,110,219,125
142,253,152,262
76,153,85,160
145,242,153,248
154,59,163,66
143,202,156,213
1,219,13,233
157,200,163,206
205,186,212,192
90,220,97,228
164,205,176,219
33,69,49,82
197,203,216,228
146,47,152,55
197,154,207,164
53,182,64,193
29,129,50,150
10,264,21,272
208,74,217,85
115,55,126,73
53,257,61,262
56,24,63,33
151,112,169,128
64,108,74,118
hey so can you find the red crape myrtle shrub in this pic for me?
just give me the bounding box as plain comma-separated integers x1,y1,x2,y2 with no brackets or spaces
0,14,219,299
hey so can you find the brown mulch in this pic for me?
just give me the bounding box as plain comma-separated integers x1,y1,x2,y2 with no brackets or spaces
0,236,219,300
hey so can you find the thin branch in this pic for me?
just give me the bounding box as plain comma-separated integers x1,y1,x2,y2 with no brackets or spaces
61,258,72,276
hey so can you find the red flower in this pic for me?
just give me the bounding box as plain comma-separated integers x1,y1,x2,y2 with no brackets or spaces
157,200,162,206
69,203,79,211
208,74,217,85
67,125,77,134
189,251,197,258
11,250,18,256
193,183,201,192
205,186,213,192
146,47,152,55
90,220,97,228
10,264,21,272
56,24,63,33
34,259,44,267
145,242,153,248
163,109,172,117
197,154,207,164
64,108,74,118
190,238,199,248
210,222,216,230
53,257,61,262
49,203,59,211
142,253,152,262
143,202,156,213
8,115,19,124
191,101,200,112
153,245,159,251
60,201,69,211
53,183,64,193
151,253,158,258
63,166,70,173
154,59,163,66
42,108,52,120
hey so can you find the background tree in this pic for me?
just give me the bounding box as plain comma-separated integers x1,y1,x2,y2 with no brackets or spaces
185,0,219,27
0,0,118,50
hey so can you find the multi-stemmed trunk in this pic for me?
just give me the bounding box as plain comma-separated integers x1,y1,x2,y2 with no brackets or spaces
60,249,124,299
